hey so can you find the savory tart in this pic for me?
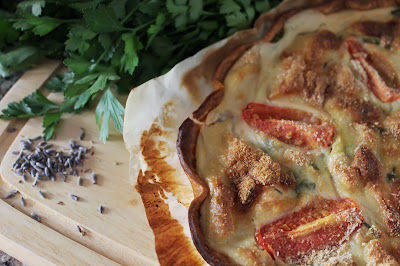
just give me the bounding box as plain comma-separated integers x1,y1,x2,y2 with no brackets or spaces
177,1,400,265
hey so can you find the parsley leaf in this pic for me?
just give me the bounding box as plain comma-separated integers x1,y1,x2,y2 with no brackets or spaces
13,15,62,36
74,71,118,109
84,5,125,33
44,73,65,92
120,33,142,74
42,111,62,140
65,26,97,54
147,13,166,48
0,90,59,119
95,87,125,143
64,55,91,75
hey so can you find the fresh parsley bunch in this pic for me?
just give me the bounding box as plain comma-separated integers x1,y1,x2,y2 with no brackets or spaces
0,0,281,142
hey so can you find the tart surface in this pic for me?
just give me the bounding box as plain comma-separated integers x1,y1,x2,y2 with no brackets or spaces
178,1,400,265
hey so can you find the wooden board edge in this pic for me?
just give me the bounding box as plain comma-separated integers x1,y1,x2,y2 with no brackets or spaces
0,198,119,265
0,59,61,163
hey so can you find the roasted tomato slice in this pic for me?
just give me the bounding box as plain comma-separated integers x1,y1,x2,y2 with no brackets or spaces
347,38,400,103
255,197,363,263
242,103,334,150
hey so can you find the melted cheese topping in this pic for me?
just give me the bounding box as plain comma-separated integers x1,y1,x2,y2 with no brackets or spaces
196,6,400,265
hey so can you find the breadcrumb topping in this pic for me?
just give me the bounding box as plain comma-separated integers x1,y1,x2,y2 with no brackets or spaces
354,123,378,150
329,153,360,188
365,240,400,266
283,149,311,166
384,111,400,137
353,145,383,183
225,137,281,204
301,245,355,266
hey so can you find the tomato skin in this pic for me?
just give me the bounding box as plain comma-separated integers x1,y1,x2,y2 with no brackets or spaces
255,197,363,263
346,38,400,103
242,103,334,150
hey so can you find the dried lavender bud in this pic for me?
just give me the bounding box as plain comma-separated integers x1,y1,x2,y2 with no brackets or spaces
12,163,20,170
22,173,27,182
23,156,29,163
11,151,19,155
45,149,56,154
37,190,45,199
32,179,38,187
15,169,22,176
44,167,50,177
69,194,79,201
30,212,40,222
77,176,82,186
36,162,46,169
30,135,42,141
69,140,75,149
43,144,53,149
98,205,103,214
39,141,46,146
73,169,78,176
79,128,85,140
92,172,97,184
3,190,18,199
20,197,25,206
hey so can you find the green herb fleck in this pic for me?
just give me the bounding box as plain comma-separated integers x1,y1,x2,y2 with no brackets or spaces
295,179,316,196
274,188,283,194
271,28,284,43
311,162,319,171
387,167,397,181
361,36,380,45
363,221,371,229
392,8,400,17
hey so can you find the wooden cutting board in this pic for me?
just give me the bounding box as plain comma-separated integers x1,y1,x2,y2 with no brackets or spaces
0,59,159,265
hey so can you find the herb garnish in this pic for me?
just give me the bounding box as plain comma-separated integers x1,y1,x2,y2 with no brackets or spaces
295,179,316,196
387,167,397,181
392,8,400,17
0,0,281,142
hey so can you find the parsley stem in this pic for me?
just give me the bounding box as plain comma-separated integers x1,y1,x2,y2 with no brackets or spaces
121,1,149,25
202,11,219,16
129,19,155,33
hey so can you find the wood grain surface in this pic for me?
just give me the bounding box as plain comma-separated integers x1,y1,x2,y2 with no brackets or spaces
0,59,158,265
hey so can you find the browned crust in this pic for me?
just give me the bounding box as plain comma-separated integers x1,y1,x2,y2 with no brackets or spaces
211,8,302,93
353,145,383,183
177,118,237,265
192,89,224,122
346,0,398,10
179,1,400,265
212,43,254,91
